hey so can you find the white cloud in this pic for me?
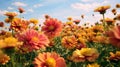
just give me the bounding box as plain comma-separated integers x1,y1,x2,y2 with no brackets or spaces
38,18,45,24
8,7,14,10
102,0,109,4
71,0,110,12
28,9,34,12
34,4,43,8
12,2,27,7
81,0,93,2
0,10,8,16
42,0,68,5
71,2,100,12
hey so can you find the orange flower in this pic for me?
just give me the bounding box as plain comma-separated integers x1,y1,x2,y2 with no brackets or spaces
0,30,6,35
111,8,117,15
33,52,66,67
44,14,50,19
0,22,4,27
116,3,120,8
114,14,120,21
109,51,120,61
81,14,84,19
4,12,17,18
18,7,25,13
4,18,11,23
10,18,29,32
106,26,120,48
61,36,78,49
0,31,12,39
91,25,104,33
104,18,115,25
73,19,80,24
0,50,10,65
42,18,63,38
94,5,110,14
92,36,109,43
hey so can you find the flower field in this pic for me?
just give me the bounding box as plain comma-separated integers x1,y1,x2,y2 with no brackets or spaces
0,3,120,67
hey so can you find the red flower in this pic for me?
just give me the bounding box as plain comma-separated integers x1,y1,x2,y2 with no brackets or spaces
42,18,63,38
107,26,120,48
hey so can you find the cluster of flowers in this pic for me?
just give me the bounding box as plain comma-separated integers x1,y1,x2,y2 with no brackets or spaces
0,4,120,67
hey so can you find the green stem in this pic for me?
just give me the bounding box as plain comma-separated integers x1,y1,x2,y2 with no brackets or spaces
102,14,108,31
11,54,15,67
12,29,14,37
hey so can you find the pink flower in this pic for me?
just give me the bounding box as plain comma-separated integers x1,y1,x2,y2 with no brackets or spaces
16,29,49,52
107,26,120,48
42,18,63,39
33,52,66,67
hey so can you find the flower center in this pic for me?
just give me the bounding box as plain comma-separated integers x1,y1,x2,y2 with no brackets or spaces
31,37,39,42
49,26,55,31
46,58,56,67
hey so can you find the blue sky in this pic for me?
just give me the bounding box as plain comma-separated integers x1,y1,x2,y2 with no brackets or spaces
0,0,120,26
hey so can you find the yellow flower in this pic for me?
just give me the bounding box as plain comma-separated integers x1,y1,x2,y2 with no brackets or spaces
0,37,22,49
66,21,73,25
80,48,98,56
69,49,85,62
30,18,39,24
87,63,100,67
69,48,99,62
72,49,84,58
80,48,99,62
